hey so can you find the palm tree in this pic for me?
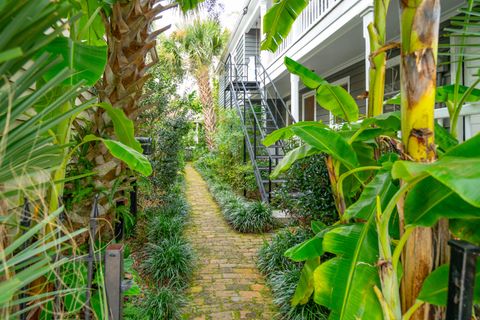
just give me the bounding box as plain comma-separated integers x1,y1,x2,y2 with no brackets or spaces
83,0,205,219
173,19,227,151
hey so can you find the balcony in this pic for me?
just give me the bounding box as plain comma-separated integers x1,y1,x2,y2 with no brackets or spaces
270,0,342,62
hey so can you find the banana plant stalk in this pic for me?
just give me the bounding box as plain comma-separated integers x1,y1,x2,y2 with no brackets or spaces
367,0,391,117
399,1,440,318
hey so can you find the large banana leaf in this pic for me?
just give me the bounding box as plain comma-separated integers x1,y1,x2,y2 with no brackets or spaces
261,0,310,52
291,126,359,170
418,263,480,306
271,144,320,178
83,135,152,176
285,57,359,122
314,223,382,320
309,171,397,319
403,176,479,227
99,103,143,152
393,134,480,228
263,120,326,146
38,36,107,86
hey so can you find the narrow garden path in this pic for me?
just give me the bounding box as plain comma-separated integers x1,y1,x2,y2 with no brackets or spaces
183,165,277,320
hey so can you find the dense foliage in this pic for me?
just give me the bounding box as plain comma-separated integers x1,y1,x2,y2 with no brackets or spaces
195,161,275,233
273,152,337,226
258,228,329,319
126,176,194,319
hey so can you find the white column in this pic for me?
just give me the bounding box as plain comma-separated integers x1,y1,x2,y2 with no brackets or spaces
291,74,300,122
260,0,270,65
361,7,374,115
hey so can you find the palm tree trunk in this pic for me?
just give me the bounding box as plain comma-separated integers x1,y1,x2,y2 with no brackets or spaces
399,1,440,319
196,67,216,151
80,0,173,223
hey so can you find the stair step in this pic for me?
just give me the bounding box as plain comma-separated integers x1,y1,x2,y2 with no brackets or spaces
262,179,287,184
256,155,284,160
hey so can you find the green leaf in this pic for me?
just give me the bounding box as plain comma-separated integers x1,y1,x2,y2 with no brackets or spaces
344,171,398,221
261,0,309,52
291,258,320,306
271,144,321,178
176,0,207,12
450,219,480,245
316,84,359,123
285,57,326,89
83,135,152,176
102,140,152,176
311,220,326,234
418,263,480,306
404,176,480,227
435,122,458,154
384,85,480,105
291,126,359,170
38,36,107,86
284,235,324,262
0,47,23,63
436,84,480,103
314,223,382,320
284,57,359,122
263,121,326,147
98,103,142,152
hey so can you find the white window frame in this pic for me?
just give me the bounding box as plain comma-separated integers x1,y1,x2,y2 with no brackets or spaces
302,91,316,121
285,100,292,125
329,76,350,126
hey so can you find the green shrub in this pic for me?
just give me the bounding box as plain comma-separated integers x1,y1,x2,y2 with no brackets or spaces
142,287,186,320
142,236,194,289
272,153,336,226
258,228,311,275
197,164,275,233
147,214,185,243
228,201,275,233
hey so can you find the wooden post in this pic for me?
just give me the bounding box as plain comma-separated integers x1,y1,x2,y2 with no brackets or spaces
105,244,124,320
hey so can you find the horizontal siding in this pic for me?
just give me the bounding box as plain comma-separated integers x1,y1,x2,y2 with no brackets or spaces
245,29,260,61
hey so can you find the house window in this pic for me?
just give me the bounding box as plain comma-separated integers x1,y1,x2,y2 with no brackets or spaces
302,91,316,121
329,76,350,125
384,55,401,113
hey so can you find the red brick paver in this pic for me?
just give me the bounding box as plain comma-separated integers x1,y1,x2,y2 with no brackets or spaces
183,165,276,320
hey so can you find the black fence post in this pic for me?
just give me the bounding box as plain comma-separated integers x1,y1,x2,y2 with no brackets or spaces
446,240,480,320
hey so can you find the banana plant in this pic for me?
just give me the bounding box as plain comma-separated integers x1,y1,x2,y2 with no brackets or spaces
262,1,480,318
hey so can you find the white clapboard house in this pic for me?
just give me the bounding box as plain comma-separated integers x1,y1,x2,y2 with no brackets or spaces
217,0,479,202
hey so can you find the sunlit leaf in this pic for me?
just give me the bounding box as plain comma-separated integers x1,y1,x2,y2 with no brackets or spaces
261,0,309,52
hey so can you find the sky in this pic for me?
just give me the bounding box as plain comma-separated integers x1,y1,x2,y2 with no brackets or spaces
159,0,246,35
156,1,247,95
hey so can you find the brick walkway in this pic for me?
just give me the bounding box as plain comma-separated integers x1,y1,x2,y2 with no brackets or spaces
183,165,276,320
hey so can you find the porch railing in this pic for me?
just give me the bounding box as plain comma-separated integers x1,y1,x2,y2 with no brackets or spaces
271,0,342,61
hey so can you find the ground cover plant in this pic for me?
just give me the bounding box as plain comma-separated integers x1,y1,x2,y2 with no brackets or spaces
125,175,194,320
258,228,329,319
195,160,275,233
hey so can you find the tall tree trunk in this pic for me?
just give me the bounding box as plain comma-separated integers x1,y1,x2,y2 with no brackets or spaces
399,1,440,319
196,66,216,151
79,0,172,223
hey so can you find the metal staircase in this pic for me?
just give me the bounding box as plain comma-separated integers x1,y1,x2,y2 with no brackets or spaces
222,55,296,202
